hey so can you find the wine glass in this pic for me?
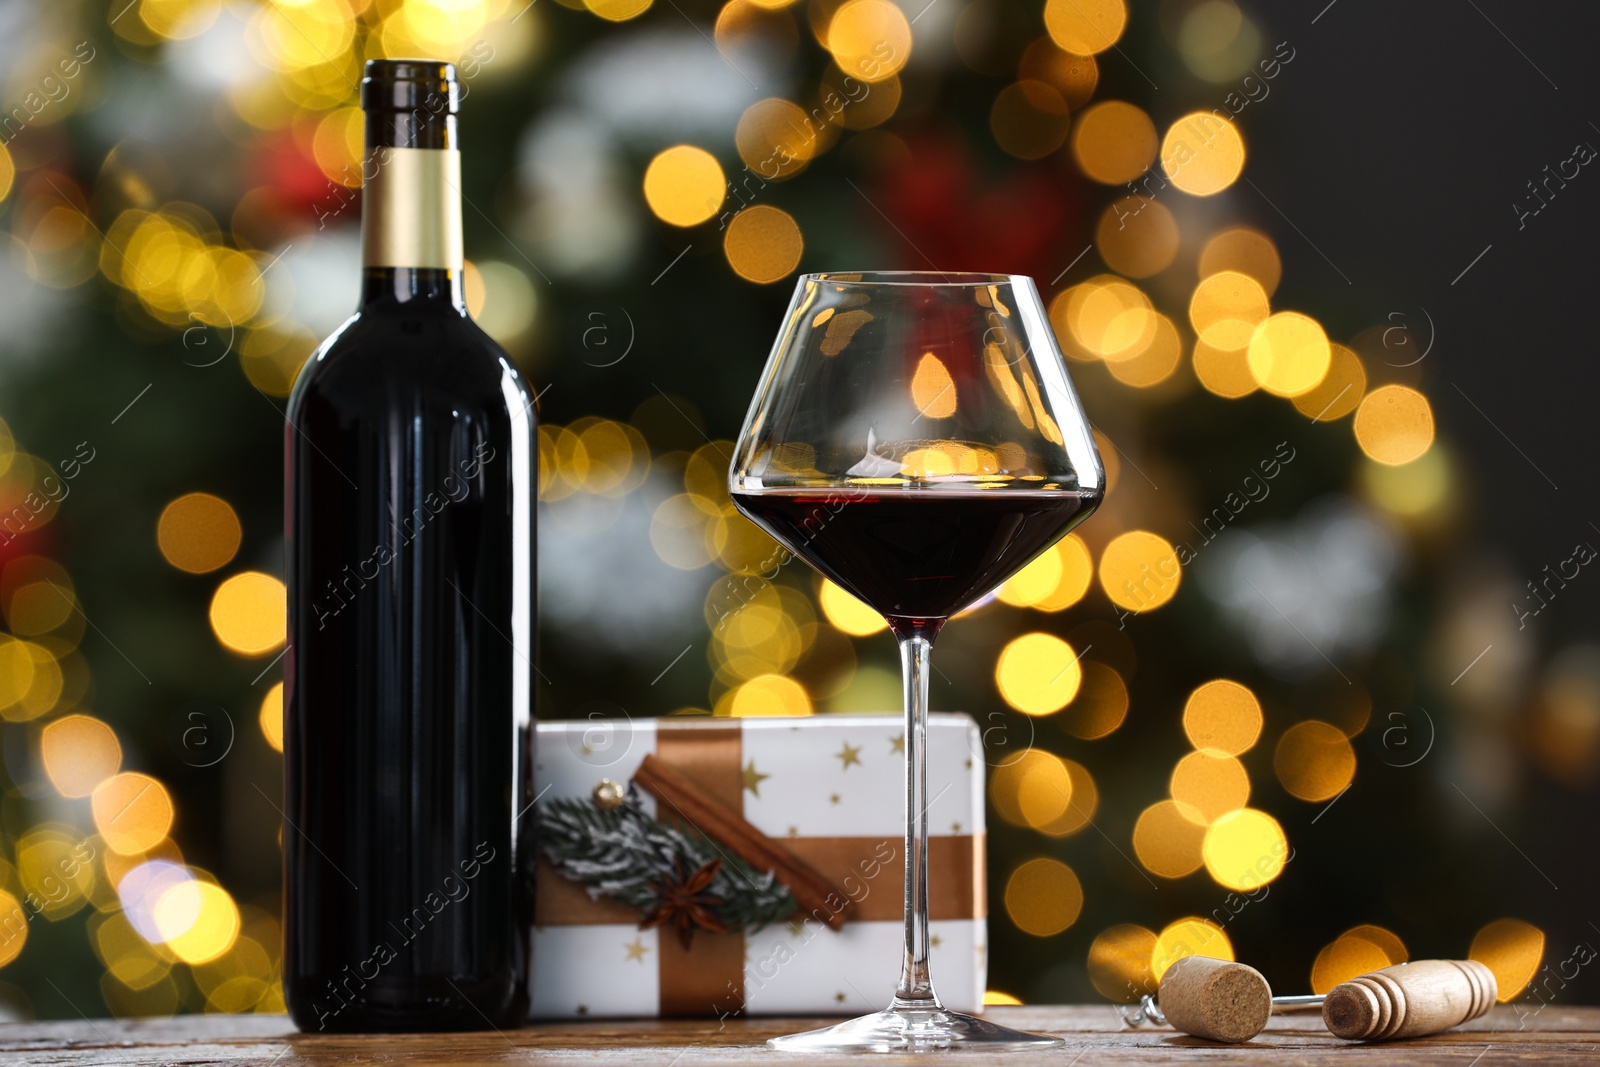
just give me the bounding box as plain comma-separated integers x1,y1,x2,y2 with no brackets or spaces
729,272,1105,1052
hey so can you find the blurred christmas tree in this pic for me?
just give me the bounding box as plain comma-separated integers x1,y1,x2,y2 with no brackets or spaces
0,0,1575,1020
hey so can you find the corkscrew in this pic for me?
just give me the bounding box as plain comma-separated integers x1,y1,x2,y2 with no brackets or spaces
1121,956,1497,1043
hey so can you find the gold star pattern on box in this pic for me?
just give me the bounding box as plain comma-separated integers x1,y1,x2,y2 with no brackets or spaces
890,732,905,753
836,741,862,769
743,758,770,796
624,938,649,962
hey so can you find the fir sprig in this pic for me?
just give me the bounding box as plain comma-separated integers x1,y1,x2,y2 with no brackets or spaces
536,794,796,935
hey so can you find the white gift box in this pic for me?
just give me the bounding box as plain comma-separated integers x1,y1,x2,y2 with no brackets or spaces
530,714,987,1018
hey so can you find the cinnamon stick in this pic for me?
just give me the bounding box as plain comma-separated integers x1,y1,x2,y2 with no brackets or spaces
633,753,851,931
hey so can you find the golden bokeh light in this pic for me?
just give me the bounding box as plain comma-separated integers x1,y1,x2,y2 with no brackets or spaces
819,578,887,636
1192,337,1259,399
1088,924,1157,1000
1345,924,1408,966
1019,40,1098,107
1202,808,1287,890
1189,270,1269,350
1153,918,1233,979
991,749,1066,828
1161,112,1246,196
643,145,725,228
1059,661,1129,739
1107,313,1183,388
586,0,654,22
18,830,94,919
0,890,24,967
1274,720,1356,801
1003,857,1082,936
911,352,958,418
1034,759,1098,836
1044,0,1127,56
42,714,122,798
735,99,818,180
995,632,1083,715
1362,444,1453,520
1132,799,1206,878
1096,197,1179,278
826,0,911,82
208,571,287,656
157,493,243,575
729,673,813,717
1199,227,1281,296
1353,384,1435,465
1470,918,1546,1001
0,144,13,204
1071,101,1158,185
998,543,1064,608
1292,343,1366,421
724,205,803,284
651,493,721,570
1038,533,1094,610
1055,276,1158,362
1183,679,1263,755
983,989,1023,1005
93,772,174,855
260,682,284,753
990,81,1072,161
1098,530,1180,612
155,880,241,965
1171,749,1250,824
1247,312,1332,397
1310,934,1391,995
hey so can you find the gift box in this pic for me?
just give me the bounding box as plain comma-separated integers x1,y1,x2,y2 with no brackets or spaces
530,713,986,1019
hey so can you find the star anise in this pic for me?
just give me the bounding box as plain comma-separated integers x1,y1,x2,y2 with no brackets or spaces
639,856,727,950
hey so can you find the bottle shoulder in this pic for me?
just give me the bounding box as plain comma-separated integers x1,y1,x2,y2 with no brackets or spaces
288,307,533,425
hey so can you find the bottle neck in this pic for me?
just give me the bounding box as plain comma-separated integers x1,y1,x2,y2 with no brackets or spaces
359,106,464,311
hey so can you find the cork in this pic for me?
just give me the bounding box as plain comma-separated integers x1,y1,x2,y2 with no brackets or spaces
1157,956,1273,1044
1323,959,1497,1041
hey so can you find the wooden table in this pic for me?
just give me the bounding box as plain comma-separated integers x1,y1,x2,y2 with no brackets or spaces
4,1006,1596,1064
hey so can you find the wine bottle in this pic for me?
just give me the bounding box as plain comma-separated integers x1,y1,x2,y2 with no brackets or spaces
283,59,535,1032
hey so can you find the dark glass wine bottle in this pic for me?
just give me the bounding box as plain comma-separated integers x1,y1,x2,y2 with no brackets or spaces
283,59,535,1032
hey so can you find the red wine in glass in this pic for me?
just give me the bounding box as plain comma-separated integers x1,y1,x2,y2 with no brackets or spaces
730,489,1100,627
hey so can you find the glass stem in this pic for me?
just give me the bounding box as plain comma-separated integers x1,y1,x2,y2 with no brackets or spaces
890,619,943,1010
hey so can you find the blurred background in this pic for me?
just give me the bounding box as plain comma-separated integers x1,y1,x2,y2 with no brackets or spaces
0,0,1596,1021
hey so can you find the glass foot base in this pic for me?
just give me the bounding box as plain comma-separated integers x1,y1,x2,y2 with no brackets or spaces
767,1006,1064,1053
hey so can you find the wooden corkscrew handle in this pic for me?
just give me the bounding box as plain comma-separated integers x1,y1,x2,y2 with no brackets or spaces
1322,959,1497,1041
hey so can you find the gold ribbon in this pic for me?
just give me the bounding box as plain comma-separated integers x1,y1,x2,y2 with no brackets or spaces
534,720,984,1016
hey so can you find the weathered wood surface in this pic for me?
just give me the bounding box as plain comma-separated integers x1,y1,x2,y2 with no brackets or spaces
1,1005,1596,1065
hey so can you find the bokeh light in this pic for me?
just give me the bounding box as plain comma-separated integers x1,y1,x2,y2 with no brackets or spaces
1003,858,1082,936
1199,227,1281,295
1044,0,1127,55
1059,661,1129,739
155,879,241,965
1096,197,1179,278
1354,384,1435,465
1161,112,1246,196
1133,799,1206,878
1170,749,1249,824
1274,720,1356,801
995,632,1083,715
990,81,1072,160
208,572,287,656
1201,808,1287,890
1183,679,1263,754
826,0,912,82
728,673,812,717
1292,343,1366,421
1470,918,1546,1001
1247,312,1332,397
819,579,887,636
42,714,122,798
157,493,243,574
1088,924,1157,1000
93,772,175,855
724,205,803,284
1098,530,1180,612
643,146,725,227
1310,933,1392,994
1152,918,1233,979
1071,101,1158,185
0,890,25,968
260,682,284,752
